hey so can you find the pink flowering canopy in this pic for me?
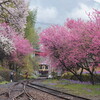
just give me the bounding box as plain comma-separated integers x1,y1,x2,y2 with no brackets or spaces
13,35,33,56
0,23,16,56
0,23,33,60
0,0,34,67
40,10,100,70
0,0,29,34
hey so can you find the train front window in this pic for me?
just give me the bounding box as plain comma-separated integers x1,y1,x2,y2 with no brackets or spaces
45,66,48,69
40,66,42,69
42,66,45,69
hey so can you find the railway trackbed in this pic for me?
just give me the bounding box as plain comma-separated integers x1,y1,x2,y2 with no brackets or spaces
0,79,92,100
27,82,91,100
0,80,35,100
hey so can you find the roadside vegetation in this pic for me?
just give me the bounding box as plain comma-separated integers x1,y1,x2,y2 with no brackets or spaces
42,79,100,99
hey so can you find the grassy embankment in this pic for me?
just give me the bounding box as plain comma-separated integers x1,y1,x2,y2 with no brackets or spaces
42,79,100,99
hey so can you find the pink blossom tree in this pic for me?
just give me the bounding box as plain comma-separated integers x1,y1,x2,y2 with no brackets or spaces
0,23,33,68
0,23,16,60
40,10,100,84
65,11,100,84
0,0,29,34
0,0,34,70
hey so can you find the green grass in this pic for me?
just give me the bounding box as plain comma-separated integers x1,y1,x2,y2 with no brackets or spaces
0,81,9,84
42,79,100,99
56,83,100,95
0,67,5,70
28,75,38,79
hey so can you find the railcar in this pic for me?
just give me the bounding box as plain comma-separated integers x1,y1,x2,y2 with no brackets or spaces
39,64,49,77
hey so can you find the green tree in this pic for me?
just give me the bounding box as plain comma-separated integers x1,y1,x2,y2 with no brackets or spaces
25,10,39,49
24,10,39,75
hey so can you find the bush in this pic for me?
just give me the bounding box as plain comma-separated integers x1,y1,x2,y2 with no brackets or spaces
0,76,5,82
61,72,100,83
0,68,24,82
51,71,57,79
0,69,11,81
61,72,73,79
14,73,24,81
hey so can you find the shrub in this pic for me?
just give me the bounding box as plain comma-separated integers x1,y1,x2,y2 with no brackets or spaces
61,72,73,79
51,71,57,79
61,72,100,83
0,68,24,81
14,73,24,81
0,69,11,81
0,76,5,82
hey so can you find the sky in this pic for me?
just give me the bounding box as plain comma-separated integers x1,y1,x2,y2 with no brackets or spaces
29,0,100,31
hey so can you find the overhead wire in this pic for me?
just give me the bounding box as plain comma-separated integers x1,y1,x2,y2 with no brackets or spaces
36,21,58,26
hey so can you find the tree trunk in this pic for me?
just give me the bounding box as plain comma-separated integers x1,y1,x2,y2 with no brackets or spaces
89,72,95,85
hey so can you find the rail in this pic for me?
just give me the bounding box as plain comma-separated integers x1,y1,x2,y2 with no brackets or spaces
27,82,91,100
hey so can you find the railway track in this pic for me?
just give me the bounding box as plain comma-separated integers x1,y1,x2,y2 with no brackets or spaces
27,82,91,100
0,80,35,100
0,79,92,100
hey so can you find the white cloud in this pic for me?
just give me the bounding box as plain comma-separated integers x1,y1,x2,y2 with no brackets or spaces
37,6,58,22
93,0,100,3
67,3,94,20
29,5,58,23
29,0,100,30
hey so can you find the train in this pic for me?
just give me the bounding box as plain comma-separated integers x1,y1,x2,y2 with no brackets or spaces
38,63,49,77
